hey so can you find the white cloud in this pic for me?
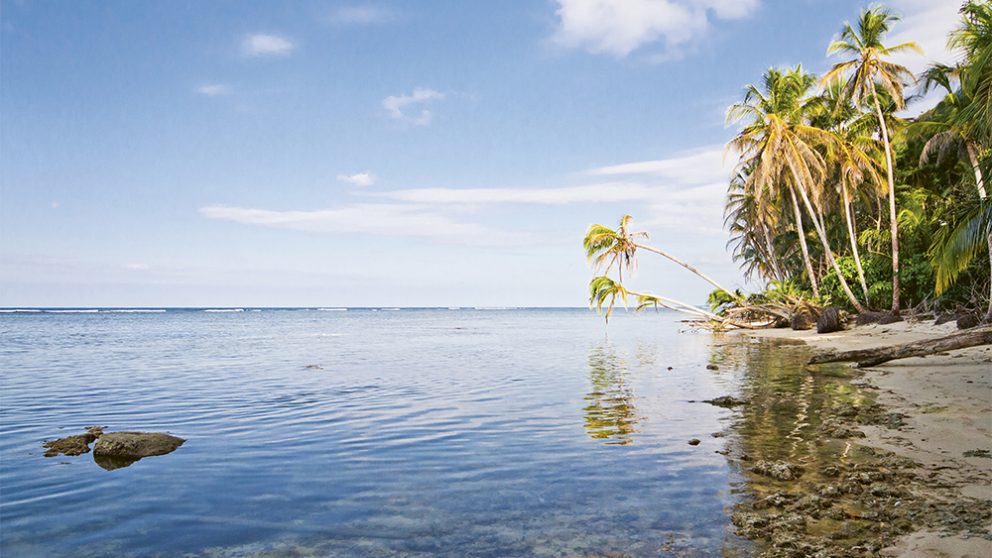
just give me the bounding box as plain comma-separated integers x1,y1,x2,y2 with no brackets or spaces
373,182,657,205
337,172,376,187
550,0,760,58
198,204,521,245
124,263,150,271
584,144,731,185
242,34,295,57
888,0,960,75
329,5,395,25
382,87,445,126
196,83,231,96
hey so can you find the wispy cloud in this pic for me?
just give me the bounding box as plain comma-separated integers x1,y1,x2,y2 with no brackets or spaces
242,33,295,57
329,5,396,25
337,172,376,187
550,0,760,59
198,204,523,245
382,87,445,126
584,144,731,185
372,182,658,205
124,263,150,271
196,83,231,96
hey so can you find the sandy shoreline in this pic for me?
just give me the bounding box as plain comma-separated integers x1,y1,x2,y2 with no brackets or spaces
743,321,992,557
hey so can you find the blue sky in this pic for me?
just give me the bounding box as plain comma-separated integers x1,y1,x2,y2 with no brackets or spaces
0,0,959,307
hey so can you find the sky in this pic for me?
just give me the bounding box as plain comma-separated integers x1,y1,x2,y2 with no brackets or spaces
0,0,962,308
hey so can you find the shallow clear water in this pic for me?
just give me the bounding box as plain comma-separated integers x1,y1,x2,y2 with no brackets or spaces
1,308,755,557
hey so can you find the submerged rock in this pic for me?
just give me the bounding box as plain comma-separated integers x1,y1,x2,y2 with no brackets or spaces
705,364,719,370
92,432,184,470
816,307,843,334
702,395,749,408
750,460,804,481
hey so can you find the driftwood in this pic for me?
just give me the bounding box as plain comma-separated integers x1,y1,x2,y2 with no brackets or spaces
808,327,992,367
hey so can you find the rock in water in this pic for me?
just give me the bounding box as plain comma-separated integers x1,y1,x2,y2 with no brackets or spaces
688,438,701,446
702,395,749,408
816,307,843,334
42,426,105,457
92,432,184,470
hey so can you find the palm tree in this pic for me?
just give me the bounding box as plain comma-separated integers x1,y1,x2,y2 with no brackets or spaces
949,1,992,147
817,79,885,301
929,199,992,322
588,276,722,324
728,66,866,311
823,6,922,314
917,63,987,199
584,215,738,298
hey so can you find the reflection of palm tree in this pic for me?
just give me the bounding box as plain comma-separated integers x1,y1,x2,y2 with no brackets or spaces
584,345,639,445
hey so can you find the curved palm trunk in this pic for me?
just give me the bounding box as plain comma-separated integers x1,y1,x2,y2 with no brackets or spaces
789,169,866,312
869,81,900,314
841,180,870,301
624,287,765,329
966,141,988,200
788,185,820,297
633,243,739,299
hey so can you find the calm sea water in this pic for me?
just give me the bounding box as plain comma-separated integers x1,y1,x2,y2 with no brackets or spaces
1,308,756,557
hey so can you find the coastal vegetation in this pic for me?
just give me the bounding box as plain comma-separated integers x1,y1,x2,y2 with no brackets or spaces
586,1,992,327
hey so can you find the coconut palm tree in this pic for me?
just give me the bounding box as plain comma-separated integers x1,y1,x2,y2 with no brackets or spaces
728,66,866,311
949,0,992,147
823,6,922,314
816,79,885,301
929,199,992,322
588,276,721,324
584,215,738,298
917,63,987,199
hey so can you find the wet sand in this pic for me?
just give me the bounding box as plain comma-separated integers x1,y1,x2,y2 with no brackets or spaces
744,321,992,557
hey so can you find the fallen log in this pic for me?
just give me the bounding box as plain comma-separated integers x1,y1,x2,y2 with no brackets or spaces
807,327,992,367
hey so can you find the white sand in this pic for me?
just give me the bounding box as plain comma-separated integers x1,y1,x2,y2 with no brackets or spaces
744,321,992,557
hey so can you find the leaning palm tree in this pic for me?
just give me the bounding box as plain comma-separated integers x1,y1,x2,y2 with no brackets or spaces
728,66,866,311
588,276,723,324
584,214,738,298
823,6,922,314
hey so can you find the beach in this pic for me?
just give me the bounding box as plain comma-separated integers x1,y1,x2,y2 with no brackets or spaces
742,321,992,557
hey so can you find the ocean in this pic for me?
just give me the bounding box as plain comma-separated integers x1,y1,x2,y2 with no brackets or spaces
0,308,756,557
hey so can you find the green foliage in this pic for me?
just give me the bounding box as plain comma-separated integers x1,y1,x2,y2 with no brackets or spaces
721,2,991,316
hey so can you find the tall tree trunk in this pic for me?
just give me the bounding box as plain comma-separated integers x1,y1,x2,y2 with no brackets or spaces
790,169,866,312
841,180,871,301
634,243,738,299
761,222,784,282
788,185,820,297
869,81,900,315
966,141,987,200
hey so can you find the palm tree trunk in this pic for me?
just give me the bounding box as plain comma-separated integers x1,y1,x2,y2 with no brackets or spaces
788,184,820,297
841,180,870,301
869,81,900,314
761,222,784,281
966,141,987,200
790,169,866,312
633,243,738,299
